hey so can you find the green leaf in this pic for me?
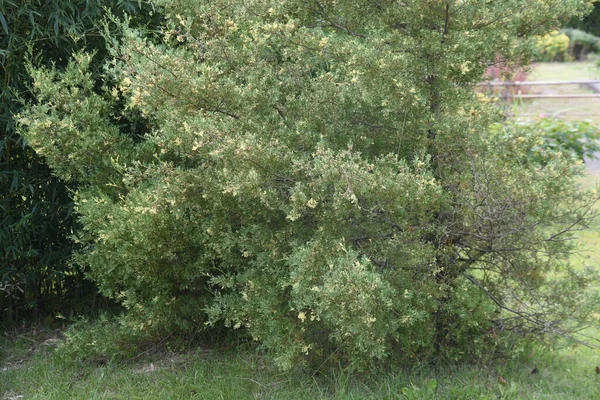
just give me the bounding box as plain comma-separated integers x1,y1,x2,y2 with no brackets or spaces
0,11,8,35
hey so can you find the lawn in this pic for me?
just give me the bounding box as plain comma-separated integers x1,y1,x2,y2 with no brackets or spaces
2,62,600,399
3,327,600,399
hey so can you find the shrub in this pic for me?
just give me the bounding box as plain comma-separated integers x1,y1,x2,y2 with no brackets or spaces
562,28,600,59
501,118,600,161
18,0,599,370
536,31,571,61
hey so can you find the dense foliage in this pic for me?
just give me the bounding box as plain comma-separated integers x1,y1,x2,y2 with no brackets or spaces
0,0,160,321
569,0,600,36
536,31,571,61
562,28,600,59
18,0,599,370
535,28,600,62
503,118,600,160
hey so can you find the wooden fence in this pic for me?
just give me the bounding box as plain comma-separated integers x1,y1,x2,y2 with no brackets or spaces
479,80,600,117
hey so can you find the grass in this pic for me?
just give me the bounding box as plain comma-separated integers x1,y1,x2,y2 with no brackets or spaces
3,330,600,399
3,61,600,400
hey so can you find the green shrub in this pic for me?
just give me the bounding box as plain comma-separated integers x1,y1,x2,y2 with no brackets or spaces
562,28,600,59
18,0,599,371
56,315,148,363
535,31,571,61
56,311,222,364
500,118,600,161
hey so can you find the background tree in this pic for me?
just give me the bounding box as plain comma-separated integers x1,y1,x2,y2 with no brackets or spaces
19,0,599,370
569,0,600,35
0,0,160,321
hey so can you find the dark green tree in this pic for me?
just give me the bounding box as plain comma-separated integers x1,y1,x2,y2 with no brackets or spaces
569,0,600,35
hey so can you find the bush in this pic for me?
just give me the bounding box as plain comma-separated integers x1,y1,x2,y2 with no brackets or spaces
18,0,599,370
562,28,600,60
536,31,571,61
501,118,600,161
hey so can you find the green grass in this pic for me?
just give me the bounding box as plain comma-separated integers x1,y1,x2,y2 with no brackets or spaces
3,330,600,399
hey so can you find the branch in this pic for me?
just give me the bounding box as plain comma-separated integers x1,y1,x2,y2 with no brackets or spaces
314,1,367,38
443,1,450,38
323,21,367,38
275,105,286,121
464,274,598,347
214,107,240,120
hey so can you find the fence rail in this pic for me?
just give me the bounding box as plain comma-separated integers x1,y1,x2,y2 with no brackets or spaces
504,94,600,99
480,79,600,117
480,80,600,87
